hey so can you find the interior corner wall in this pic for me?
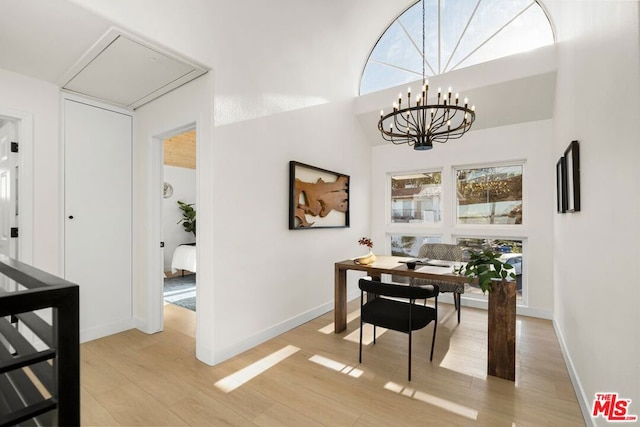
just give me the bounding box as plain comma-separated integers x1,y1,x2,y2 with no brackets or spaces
0,68,60,275
548,0,640,422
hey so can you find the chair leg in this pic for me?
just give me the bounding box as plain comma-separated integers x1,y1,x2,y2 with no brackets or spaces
359,319,364,363
408,330,412,381
373,325,376,345
456,293,461,323
430,318,437,361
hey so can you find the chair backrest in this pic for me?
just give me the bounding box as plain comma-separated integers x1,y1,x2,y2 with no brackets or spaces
418,243,462,262
359,278,438,300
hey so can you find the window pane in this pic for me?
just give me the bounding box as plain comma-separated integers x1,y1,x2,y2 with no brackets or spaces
391,172,442,223
360,0,554,94
456,237,523,300
456,165,522,224
390,235,442,257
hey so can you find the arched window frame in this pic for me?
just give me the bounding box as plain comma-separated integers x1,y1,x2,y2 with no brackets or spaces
360,0,556,95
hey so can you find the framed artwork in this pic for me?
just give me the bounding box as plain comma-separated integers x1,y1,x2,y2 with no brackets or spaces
289,161,350,229
556,156,566,213
564,140,581,212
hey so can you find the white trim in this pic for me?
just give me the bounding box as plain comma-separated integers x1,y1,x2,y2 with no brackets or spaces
0,107,34,265
80,318,136,344
213,300,339,364
553,320,593,426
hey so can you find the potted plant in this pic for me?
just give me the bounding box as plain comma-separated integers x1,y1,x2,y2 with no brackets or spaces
463,248,517,381
355,237,376,265
463,248,516,293
177,201,196,237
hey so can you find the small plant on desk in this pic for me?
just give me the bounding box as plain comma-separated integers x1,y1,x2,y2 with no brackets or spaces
463,248,515,293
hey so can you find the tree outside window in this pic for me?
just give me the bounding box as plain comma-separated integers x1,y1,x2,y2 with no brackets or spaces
456,165,523,225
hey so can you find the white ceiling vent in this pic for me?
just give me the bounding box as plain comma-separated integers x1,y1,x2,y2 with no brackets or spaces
58,28,208,109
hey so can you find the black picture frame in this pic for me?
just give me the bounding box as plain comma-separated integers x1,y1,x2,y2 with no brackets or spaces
289,161,350,230
564,140,581,212
556,156,566,213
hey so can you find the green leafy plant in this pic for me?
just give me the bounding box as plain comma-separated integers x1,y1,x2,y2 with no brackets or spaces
177,201,196,237
463,248,515,293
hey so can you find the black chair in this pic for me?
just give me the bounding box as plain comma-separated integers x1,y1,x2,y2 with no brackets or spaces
358,278,439,381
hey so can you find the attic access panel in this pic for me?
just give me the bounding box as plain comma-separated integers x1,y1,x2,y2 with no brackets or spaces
60,28,208,109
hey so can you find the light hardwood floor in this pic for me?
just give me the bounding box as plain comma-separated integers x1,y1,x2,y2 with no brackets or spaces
81,301,585,426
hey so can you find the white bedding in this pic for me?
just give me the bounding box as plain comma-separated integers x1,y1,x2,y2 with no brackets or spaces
171,245,196,273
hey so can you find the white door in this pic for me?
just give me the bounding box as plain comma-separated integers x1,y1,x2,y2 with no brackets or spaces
64,99,133,341
0,120,18,292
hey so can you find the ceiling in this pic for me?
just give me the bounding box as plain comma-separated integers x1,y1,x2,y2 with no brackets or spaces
0,0,208,109
164,130,196,170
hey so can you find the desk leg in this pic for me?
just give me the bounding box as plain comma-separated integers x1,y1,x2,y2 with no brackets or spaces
334,266,347,333
487,280,516,381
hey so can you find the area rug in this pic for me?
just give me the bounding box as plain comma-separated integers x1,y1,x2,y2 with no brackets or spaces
164,274,196,311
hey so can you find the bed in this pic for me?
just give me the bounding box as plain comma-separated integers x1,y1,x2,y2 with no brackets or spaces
171,244,196,274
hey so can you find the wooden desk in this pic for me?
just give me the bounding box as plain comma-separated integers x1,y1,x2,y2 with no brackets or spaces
334,256,468,333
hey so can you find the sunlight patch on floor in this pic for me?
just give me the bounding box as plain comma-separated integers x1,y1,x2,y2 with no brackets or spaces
317,309,361,334
384,381,478,420
342,323,387,345
309,354,363,378
214,345,300,393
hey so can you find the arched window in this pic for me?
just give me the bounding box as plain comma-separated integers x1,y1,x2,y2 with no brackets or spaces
360,0,554,95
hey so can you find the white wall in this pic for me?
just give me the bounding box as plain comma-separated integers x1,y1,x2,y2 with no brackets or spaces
546,1,640,423
163,165,196,272
211,100,371,360
0,68,59,274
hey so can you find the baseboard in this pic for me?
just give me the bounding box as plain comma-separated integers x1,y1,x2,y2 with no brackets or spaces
444,295,553,320
134,317,160,335
80,318,136,343
553,320,593,426
213,296,352,364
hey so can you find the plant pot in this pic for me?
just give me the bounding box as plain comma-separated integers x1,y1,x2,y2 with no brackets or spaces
355,251,377,265
487,279,516,381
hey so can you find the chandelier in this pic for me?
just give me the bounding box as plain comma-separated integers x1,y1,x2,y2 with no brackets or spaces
377,0,476,150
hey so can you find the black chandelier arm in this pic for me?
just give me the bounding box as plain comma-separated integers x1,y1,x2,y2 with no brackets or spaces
379,105,474,132
378,104,475,149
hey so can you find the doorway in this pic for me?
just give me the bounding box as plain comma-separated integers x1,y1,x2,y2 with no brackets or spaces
152,123,197,334
0,119,19,262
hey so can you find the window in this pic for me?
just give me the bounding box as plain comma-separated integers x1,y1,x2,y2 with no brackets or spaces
457,237,524,300
360,0,554,95
390,234,442,257
456,165,523,225
391,172,442,223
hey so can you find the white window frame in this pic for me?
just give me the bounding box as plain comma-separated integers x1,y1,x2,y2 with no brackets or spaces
452,160,526,228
